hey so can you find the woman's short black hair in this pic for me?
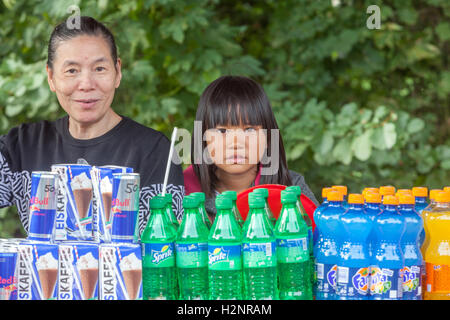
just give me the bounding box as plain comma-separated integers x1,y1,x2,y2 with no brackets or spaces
192,75,292,197
47,16,118,69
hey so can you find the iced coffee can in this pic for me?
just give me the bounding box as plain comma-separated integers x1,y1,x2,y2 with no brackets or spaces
0,244,18,300
111,173,140,243
51,164,94,241
28,172,58,241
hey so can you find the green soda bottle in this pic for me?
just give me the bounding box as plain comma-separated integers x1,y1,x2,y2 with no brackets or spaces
222,190,244,227
176,196,209,299
208,195,243,299
253,188,276,225
242,192,278,300
163,193,179,230
191,192,212,229
285,185,314,288
141,195,178,299
275,190,312,300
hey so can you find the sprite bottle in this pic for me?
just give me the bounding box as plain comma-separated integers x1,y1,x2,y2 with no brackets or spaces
191,192,212,229
176,195,209,299
253,188,276,225
141,195,178,299
275,190,312,299
163,193,179,230
242,192,278,299
208,195,243,299
222,190,244,227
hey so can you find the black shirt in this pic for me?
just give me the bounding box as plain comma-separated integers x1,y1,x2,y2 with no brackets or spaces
0,115,185,235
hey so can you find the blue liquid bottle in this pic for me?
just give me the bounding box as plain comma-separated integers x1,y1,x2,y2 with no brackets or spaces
314,190,345,300
364,192,382,259
336,194,372,300
398,194,423,300
370,195,406,300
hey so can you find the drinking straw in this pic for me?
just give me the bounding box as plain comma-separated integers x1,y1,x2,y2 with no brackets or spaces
162,127,178,196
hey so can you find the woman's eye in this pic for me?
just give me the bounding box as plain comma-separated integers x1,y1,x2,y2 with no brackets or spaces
216,128,227,134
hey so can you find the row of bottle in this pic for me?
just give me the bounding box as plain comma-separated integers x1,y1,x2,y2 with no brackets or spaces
140,187,314,300
313,185,450,300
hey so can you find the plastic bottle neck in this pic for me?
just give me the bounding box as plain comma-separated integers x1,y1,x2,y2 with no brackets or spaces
415,197,427,204
348,203,364,210
399,204,414,210
328,200,343,207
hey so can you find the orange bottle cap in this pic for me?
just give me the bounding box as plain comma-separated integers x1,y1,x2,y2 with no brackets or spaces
348,194,364,204
322,187,334,198
436,191,450,203
429,189,442,201
363,188,379,196
332,186,348,196
444,187,450,193
412,187,428,197
398,194,415,205
327,191,343,202
383,195,399,206
379,186,396,196
365,192,382,203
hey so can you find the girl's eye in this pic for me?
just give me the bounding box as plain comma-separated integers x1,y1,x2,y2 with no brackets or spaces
216,128,227,134
244,127,257,133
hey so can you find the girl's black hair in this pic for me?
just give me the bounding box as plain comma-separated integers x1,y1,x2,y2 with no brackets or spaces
47,16,118,69
192,75,292,197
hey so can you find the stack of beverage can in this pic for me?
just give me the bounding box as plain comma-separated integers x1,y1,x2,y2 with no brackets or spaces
0,164,144,300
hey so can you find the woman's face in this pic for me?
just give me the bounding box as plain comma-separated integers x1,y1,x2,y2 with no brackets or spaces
46,35,122,125
205,124,267,175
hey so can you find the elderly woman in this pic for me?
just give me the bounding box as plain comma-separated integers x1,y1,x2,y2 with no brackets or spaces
0,16,184,235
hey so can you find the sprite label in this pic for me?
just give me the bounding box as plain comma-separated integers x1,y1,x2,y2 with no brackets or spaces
208,244,242,271
143,242,175,268
243,241,276,268
276,237,309,263
176,242,207,268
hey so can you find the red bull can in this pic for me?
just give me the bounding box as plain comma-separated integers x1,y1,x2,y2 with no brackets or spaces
0,243,18,300
111,173,140,243
28,172,58,241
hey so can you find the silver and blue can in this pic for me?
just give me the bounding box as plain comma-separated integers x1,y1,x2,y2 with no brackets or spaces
28,172,58,241
111,173,140,243
0,243,18,300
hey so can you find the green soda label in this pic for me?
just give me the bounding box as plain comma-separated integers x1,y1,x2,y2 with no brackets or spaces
142,242,175,268
243,241,276,268
208,244,242,271
276,237,309,263
176,242,207,268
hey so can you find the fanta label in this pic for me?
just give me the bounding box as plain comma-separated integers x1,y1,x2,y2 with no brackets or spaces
370,267,403,300
336,266,370,299
143,243,175,268
208,244,241,271
315,263,337,297
401,265,421,299
425,263,450,293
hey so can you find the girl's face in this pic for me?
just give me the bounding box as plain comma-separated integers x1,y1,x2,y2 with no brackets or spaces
46,35,122,125
205,124,267,175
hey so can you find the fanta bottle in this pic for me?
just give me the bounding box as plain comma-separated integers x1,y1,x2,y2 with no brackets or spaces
332,186,348,208
141,195,178,300
190,192,212,229
370,195,405,300
176,196,209,299
275,190,312,300
208,195,243,300
421,189,442,255
379,186,396,210
398,194,423,300
314,190,345,300
423,191,450,300
364,192,382,259
222,191,244,227
163,193,179,230
242,192,278,299
252,188,276,225
337,194,371,300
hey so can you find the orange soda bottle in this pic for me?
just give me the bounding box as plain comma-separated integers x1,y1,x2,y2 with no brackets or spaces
423,191,450,300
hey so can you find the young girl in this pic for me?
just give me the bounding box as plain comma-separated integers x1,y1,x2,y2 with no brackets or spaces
183,75,318,220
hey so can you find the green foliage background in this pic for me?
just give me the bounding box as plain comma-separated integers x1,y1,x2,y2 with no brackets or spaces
0,0,449,237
